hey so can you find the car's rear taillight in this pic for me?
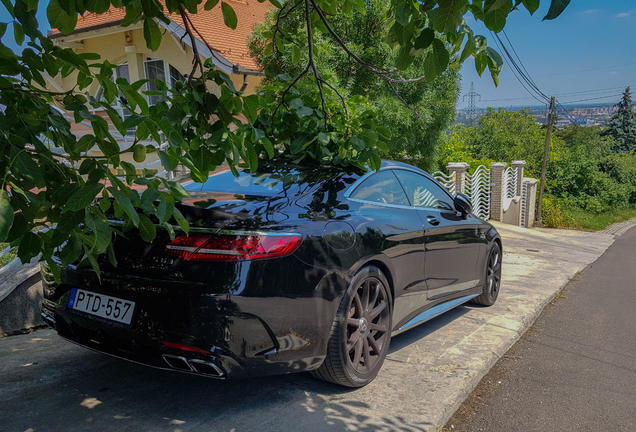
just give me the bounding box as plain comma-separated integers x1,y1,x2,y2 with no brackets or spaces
164,233,302,262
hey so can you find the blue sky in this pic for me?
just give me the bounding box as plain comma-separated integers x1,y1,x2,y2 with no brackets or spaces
460,1,636,108
2,1,635,109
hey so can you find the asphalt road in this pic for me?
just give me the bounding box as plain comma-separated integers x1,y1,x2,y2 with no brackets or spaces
444,226,636,431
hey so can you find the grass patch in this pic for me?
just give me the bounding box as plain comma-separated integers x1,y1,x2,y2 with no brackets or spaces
0,242,17,268
542,205,636,231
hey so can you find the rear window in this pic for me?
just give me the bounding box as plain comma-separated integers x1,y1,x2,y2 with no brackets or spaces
182,167,288,196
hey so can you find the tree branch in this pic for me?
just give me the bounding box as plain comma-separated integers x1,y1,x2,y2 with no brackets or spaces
304,0,327,128
178,6,205,84
272,63,311,117
309,0,424,118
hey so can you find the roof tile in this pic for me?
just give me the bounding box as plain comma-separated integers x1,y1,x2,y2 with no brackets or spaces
55,1,269,70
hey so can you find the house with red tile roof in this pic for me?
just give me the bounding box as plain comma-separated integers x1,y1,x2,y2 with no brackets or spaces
46,2,269,177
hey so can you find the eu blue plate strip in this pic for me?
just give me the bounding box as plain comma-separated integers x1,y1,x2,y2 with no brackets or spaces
67,288,78,308
399,293,479,330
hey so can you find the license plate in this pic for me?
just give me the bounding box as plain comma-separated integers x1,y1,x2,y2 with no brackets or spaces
67,288,135,325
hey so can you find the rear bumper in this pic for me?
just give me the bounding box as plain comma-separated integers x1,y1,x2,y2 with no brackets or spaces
40,259,350,379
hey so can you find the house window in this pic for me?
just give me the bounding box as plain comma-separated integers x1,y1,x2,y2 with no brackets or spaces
144,58,185,105
96,60,186,138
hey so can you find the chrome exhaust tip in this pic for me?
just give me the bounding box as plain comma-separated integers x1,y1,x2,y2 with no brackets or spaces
188,359,225,377
162,354,193,372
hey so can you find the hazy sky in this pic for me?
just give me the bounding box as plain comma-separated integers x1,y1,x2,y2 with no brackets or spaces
1,1,635,109
460,1,636,109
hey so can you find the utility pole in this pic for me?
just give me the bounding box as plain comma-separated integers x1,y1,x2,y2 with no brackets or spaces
536,96,555,227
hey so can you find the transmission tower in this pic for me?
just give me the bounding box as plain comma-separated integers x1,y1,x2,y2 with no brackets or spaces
462,82,481,125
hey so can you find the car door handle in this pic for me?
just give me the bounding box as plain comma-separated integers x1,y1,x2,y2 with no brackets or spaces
426,216,440,226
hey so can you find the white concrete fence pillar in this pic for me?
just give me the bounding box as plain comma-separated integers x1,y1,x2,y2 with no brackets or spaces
490,162,507,222
446,162,469,195
523,178,539,228
512,160,526,197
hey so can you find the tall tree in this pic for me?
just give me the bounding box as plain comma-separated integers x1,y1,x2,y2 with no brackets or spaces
249,0,461,171
603,87,636,153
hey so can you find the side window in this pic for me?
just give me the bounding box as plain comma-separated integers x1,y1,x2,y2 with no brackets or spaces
349,170,409,206
393,170,455,211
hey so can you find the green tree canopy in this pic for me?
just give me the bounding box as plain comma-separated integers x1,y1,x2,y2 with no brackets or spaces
249,0,461,171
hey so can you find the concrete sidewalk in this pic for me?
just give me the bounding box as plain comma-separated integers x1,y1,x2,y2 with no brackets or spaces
0,223,616,432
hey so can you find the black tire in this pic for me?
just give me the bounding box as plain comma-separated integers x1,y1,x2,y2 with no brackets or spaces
471,242,502,306
311,265,392,387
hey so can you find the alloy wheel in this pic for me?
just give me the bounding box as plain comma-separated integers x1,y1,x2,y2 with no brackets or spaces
345,277,390,374
487,247,502,298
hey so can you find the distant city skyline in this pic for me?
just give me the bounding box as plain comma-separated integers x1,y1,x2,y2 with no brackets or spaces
459,0,636,109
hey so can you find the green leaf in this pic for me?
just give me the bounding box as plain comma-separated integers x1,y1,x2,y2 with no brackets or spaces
0,190,14,242
243,94,259,122
394,4,412,26
291,45,301,65
47,0,78,34
460,35,474,62
350,136,365,150
376,141,389,153
64,183,104,212
85,212,111,254
395,45,415,70
141,187,160,206
484,0,512,32
543,0,570,20
121,114,148,130
13,22,24,45
278,73,293,81
17,232,42,264
84,248,101,280
172,206,190,235
414,28,435,50
521,0,539,14
245,141,258,172
290,98,304,109
99,197,111,213
2,0,14,17
143,18,162,51
475,51,488,76
486,46,503,68
473,35,487,55
431,39,450,74
376,125,392,140
204,0,219,10
156,200,174,224
85,0,111,13
121,4,143,27
60,234,83,266
261,138,274,158
318,132,329,145
137,214,156,242
360,129,378,144
168,131,184,148
221,2,237,29
390,22,414,46
158,150,179,170
297,106,313,117
428,0,467,33
107,187,140,226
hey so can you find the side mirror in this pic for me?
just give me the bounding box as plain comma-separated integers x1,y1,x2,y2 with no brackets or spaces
454,193,473,216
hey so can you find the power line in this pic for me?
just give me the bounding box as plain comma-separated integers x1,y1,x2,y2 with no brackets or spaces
558,94,624,104
490,32,548,106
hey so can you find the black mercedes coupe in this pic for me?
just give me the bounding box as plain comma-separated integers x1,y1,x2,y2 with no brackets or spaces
40,160,502,387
